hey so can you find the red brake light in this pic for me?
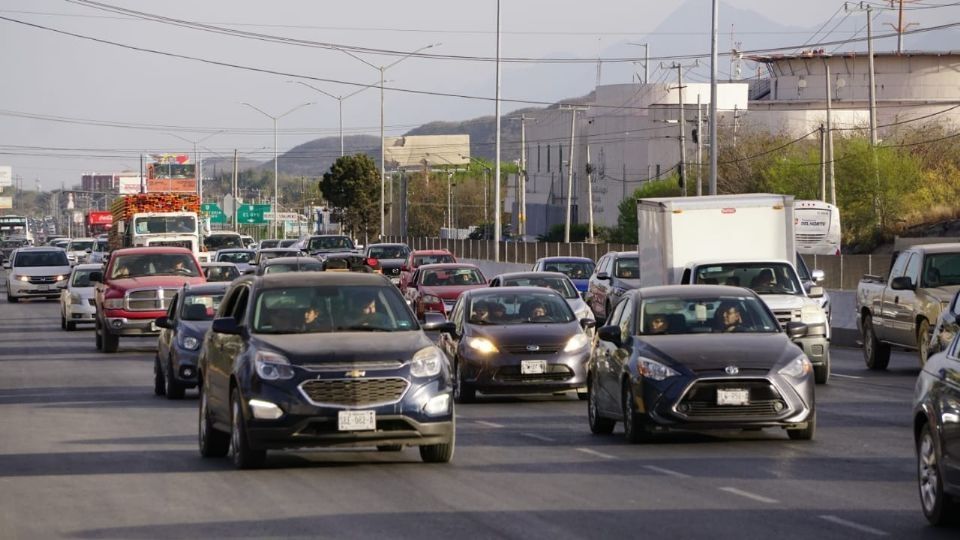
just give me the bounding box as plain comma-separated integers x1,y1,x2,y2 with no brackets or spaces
366,257,378,266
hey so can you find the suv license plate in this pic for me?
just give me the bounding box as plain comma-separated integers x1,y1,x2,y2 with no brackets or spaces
717,389,750,406
338,410,376,431
521,360,547,375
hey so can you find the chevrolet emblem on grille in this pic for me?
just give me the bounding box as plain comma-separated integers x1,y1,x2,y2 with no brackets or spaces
344,369,366,378
725,366,740,375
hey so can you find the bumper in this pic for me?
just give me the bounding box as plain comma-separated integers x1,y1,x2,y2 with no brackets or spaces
8,281,63,298
795,334,829,367
170,348,201,387
240,379,454,451
102,316,162,337
459,349,590,394
65,302,97,322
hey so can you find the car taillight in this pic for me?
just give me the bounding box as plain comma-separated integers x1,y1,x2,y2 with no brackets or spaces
421,294,444,313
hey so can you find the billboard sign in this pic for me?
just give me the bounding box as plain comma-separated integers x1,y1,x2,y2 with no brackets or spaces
117,174,142,195
0,166,11,187
87,211,113,225
383,135,470,169
0,196,11,209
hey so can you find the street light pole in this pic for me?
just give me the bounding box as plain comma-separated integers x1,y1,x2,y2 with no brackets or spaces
494,0,502,261
242,101,314,239
289,81,375,157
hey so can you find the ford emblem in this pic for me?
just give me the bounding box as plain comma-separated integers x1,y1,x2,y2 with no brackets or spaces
725,366,739,375
526,345,540,352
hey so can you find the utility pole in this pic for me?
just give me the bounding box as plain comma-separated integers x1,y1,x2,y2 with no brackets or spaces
586,145,595,242
559,105,588,243
824,59,836,205
886,0,918,54
627,43,650,83
846,3,879,145
663,61,697,196
709,0,719,195
232,150,239,230
696,95,703,197
510,114,533,237
819,124,827,202
494,0,502,260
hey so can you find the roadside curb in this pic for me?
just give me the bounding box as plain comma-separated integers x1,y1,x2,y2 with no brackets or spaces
831,327,860,349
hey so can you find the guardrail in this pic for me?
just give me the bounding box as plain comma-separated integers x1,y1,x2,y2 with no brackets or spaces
383,236,892,291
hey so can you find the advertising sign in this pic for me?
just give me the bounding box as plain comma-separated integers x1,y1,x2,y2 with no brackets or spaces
0,196,11,209
0,166,11,187
117,174,142,195
87,211,113,225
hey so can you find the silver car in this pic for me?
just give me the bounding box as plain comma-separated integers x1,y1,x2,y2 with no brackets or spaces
488,271,594,322
60,264,102,330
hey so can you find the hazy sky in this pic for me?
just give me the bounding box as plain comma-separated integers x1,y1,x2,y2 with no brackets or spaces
1,0,955,189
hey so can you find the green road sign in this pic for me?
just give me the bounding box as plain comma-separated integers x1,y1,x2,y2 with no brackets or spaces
236,203,271,225
201,203,227,224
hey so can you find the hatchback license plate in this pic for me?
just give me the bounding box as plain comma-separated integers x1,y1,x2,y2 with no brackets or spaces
717,388,750,406
521,360,547,375
338,410,376,431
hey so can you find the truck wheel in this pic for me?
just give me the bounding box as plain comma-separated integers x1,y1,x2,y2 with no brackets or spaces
918,319,931,367
814,352,830,385
102,329,119,354
862,316,890,370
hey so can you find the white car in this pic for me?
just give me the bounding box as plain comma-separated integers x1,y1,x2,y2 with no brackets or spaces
5,247,71,303
65,237,97,266
60,263,101,330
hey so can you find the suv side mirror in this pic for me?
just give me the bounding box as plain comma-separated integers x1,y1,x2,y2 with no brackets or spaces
811,269,825,283
89,271,103,283
155,316,171,329
596,272,610,281
597,325,621,347
785,321,808,340
211,317,242,335
891,276,914,290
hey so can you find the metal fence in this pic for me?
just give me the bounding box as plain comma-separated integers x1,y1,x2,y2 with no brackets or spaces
384,236,893,291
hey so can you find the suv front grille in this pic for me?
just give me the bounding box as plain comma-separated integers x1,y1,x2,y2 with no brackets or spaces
773,309,802,326
125,288,176,311
27,275,58,284
298,378,409,408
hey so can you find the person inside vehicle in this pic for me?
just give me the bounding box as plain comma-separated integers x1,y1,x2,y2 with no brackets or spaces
648,314,669,334
716,302,744,333
528,302,548,319
303,306,330,332
488,302,508,323
470,301,490,323
348,291,388,328
750,268,775,290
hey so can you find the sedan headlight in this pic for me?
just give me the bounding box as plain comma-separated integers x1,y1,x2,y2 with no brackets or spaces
563,333,590,352
411,346,444,378
254,350,295,380
637,357,680,381
103,298,124,309
778,355,812,378
466,336,499,354
180,336,200,351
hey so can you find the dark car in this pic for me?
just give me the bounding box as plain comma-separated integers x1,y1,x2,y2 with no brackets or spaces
437,287,595,403
154,283,229,399
252,248,306,268
257,256,324,276
913,333,960,525
197,272,455,468
215,249,256,273
305,234,356,257
585,251,640,323
365,243,411,286
587,285,816,443
201,262,241,282
929,288,960,357
532,256,595,293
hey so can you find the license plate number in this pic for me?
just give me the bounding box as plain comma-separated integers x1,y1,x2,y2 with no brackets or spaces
717,388,750,406
338,410,376,431
521,360,547,375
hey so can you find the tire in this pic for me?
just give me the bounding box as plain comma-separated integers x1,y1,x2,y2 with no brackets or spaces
577,390,589,401
377,445,404,452
622,380,653,443
7,294,18,303
862,316,890,370
231,391,266,469
101,328,119,354
814,349,830,385
94,321,103,351
588,376,616,435
164,360,186,400
419,418,455,464
61,313,67,330
453,359,475,404
918,319,932,367
918,422,959,526
198,383,229,458
66,321,77,331
153,357,167,396
787,408,816,441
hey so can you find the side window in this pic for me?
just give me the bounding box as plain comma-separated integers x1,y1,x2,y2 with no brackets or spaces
904,254,921,286
889,252,910,280
596,256,608,275
607,297,628,328
619,297,635,342
217,287,239,318
949,332,960,359
489,278,499,287
680,268,692,284
232,286,250,324
452,298,465,333
411,269,420,285
952,293,960,316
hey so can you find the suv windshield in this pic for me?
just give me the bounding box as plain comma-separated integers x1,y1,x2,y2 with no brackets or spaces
205,235,244,251
639,295,779,335
71,268,98,287
180,293,224,321
111,254,200,279
15,251,68,267
253,285,416,334
368,245,409,259
308,236,353,252
502,276,578,299
614,257,638,279
67,241,94,251
695,262,802,295
469,292,575,325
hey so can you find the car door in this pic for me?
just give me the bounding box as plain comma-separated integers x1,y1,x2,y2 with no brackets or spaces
892,253,922,346
588,255,610,318
939,337,960,486
877,252,911,341
595,298,629,413
205,285,242,415
158,293,179,363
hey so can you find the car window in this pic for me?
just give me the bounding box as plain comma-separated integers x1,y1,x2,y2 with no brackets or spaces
422,268,484,286
619,297,635,342
218,251,255,264
607,297,628,327
414,253,455,266
542,260,594,279
614,257,638,279
368,245,409,259
231,286,250,324
922,253,960,288
252,285,416,333
889,252,910,279
952,292,960,316
14,251,69,267
638,295,779,335
181,293,225,321
166,293,179,321
217,286,241,319
264,262,323,274
452,297,466,334
111,254,199,279
70,268,96,287
904,253,921,286
466,291,574,325
695,262,802,294
502,276,578,299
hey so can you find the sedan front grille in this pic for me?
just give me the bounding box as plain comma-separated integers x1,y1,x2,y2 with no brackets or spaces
298,377,410,408
495,364,574,382
125,288,176,311
674,379,789,420
500,344,563,354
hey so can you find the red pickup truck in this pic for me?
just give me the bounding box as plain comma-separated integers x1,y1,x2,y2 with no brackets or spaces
91,246,206,353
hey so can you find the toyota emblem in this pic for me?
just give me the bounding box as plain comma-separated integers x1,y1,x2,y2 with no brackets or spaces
724,366,739,375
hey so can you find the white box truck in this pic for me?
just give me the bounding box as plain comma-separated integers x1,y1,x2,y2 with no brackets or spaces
636,193,832,384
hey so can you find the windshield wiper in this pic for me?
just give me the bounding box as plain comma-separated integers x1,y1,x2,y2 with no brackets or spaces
336,325,392,332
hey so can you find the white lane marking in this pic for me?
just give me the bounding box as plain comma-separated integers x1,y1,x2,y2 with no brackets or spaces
718,487,779,504
575,447,617,460
521,432,555,442
818,515,888,536
643,465,690,478
474,420,505,428
832,373,864,379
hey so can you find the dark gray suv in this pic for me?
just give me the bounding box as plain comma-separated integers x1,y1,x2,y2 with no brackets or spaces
585,251,640,323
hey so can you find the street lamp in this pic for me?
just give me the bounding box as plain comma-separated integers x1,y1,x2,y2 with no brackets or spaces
164,131,224,205
242,101,314,239
287,80,377,157
332,42,441,239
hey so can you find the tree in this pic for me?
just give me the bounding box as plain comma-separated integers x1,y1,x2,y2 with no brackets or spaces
610,175,682,243
319,154,380,239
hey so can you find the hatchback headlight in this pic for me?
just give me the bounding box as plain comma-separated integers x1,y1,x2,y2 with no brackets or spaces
103,298,124,309
180,336,200,351
411,346,444,377
466,336,498,354
637,357,680,381
778,355,812,378
563,333,590,352
255,350,295,380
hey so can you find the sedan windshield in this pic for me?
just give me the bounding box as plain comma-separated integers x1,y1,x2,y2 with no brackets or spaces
204,265,240,282
694,263,802,295
639,295,779,335
469,292,574,325
253,285,416,334
180,293,224,321
15,251,68,267
111,254,200,278
502,276,578,299
922,253,960,288
204,235,244,251
422,268,484,286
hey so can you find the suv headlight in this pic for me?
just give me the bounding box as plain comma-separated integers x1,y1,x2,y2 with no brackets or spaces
180,336,200,351
637,357,679,381
70,292,82,305
800,304,826,326
778,355,812,378
16,275,30,282
411,346,444,377
255,350,295,380
466,336,498,354
103,298,124,309
563,333,590,352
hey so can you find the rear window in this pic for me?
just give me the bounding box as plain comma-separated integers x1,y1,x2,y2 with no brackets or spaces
414,254,455,266
180,293,224,321
15,251,68,267
368,245,409,259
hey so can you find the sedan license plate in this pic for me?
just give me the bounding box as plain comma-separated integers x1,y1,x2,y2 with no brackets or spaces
717,388,750,406
338,410,376,431
521,360,547,375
